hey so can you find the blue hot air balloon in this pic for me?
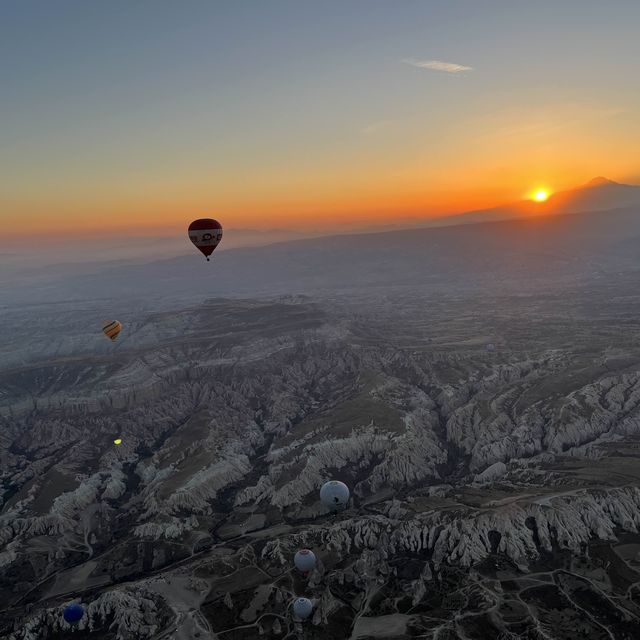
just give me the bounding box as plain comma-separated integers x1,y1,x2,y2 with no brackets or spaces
63,602,85,625
292,597,313,620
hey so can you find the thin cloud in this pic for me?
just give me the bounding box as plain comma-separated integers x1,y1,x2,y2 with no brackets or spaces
403,58,473,74
361,120,396,135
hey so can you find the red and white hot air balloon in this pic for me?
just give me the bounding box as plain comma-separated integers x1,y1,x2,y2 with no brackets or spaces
188,218,223,261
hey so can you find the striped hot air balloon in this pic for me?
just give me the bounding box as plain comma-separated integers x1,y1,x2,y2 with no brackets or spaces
102,320,122,341
188,218,223,261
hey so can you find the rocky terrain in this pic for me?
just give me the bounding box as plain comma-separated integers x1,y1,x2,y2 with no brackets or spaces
2,269,640,639
5,202,640,638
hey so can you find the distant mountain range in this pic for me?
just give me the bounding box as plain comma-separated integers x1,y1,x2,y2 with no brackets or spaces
3,176,640,310
409,176,640,229
2,176,639,273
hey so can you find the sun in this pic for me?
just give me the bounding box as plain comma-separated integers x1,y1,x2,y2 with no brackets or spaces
533,189,549,202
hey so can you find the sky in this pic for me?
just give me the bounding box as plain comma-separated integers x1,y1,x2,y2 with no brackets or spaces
2,0,640,241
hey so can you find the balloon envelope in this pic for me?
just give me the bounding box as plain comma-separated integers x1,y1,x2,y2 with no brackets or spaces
102,320,122,341
292,597,313,620
320,480,350,509
63,603,85,624
188,218,223,261
294,549,316,573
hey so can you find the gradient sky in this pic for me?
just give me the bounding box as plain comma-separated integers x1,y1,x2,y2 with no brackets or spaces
2,0,640,237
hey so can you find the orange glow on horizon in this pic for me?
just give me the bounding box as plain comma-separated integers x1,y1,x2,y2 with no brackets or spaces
2,166,635,239
0,183,569,237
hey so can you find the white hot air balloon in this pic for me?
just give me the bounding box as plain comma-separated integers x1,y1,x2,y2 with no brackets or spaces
292,597,313,620
320,480,350,511
294,549,316,574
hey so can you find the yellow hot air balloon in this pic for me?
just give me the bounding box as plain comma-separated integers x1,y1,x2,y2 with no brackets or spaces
113,438,122,446
102,320,122,341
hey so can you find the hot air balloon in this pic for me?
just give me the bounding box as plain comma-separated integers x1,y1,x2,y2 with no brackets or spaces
292,597,313,621
294,549,316,574
320,480,350,512
63,602,85,625
188,218,223,261
102,320,122,341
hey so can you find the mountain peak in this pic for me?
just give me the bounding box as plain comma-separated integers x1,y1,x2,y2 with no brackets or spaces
584,176,618,188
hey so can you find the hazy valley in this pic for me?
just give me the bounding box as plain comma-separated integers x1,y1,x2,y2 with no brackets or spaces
4,191,640,638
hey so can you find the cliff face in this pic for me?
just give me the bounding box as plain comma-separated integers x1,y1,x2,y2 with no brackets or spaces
3,293,640,638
